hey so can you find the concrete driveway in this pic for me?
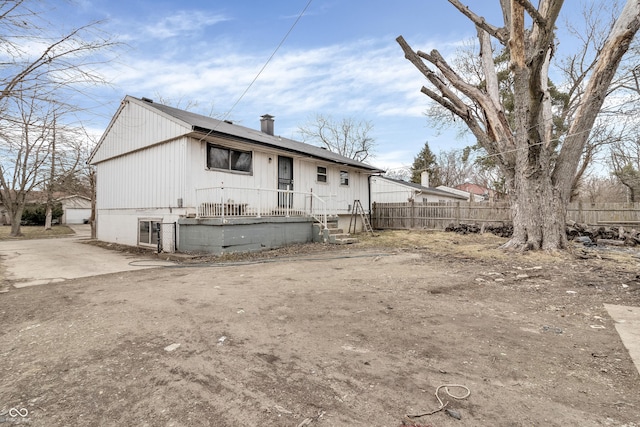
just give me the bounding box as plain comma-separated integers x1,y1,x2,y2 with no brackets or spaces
0,225,175,288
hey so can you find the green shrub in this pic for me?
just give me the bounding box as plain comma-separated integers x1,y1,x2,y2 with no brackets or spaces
21,202,63,225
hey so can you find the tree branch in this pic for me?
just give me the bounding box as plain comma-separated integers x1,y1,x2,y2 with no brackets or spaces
554,0,640,200
0,20,117,102
397,36,507,162
477,27,501,108
514,0,547,27
447,0,509,44
418,47,514,149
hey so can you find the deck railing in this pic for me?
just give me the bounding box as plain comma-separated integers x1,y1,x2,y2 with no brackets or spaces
195,186,329,229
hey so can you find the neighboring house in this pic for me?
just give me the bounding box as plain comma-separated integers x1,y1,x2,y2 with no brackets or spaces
88,96,384,254
0,192,90,225
371,175,467,204
436,185,486,202
453,182,501,202
58,195,91,224
454,182,492,201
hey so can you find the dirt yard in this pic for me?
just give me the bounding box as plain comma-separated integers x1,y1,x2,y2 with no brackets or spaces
1,230,639,426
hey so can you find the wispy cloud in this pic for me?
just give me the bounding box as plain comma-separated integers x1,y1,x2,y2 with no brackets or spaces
143,11,229,40
101,3,464,124
96,13,471,165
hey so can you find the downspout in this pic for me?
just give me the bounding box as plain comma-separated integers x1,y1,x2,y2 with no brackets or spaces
368,173,382,228
367,174,373,213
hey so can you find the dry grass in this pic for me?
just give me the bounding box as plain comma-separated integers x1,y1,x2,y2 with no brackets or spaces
354,229,640,269
0,225,74,240
356,229,510,260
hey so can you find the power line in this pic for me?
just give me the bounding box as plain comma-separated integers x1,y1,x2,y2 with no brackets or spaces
198,0,313,143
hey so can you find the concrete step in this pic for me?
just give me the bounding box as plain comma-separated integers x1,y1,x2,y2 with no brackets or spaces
329,233,359,244
326,227,344,235
332,237,359,245
315,222,358,244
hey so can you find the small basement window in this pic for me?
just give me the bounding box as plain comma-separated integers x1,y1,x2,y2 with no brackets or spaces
139,219,160,246
340,170,349,186
317,166,327,183
207,143,252,173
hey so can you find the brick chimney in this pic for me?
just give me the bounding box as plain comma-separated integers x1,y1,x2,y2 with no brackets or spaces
260,114,274,135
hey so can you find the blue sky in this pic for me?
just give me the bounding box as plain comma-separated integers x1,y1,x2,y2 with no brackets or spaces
52,0,603,172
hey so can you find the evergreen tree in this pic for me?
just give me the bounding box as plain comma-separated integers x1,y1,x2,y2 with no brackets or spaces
410,142,440,186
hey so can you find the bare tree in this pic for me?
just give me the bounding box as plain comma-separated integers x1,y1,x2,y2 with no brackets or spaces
610,132,640,201
554,3,640,200
434,147,505,197
436,148,475,187
574,174,628,203
0,1,116,236
43,118,90,229
0,90,91,235
0,1,116,103
383,167,412,182
44,112,58,230
0,89,55,235
298,114,376,163
427,3,633,201
397,0,640,251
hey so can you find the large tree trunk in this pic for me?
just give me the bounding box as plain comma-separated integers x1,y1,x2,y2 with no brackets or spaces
89,169,96,239
397,0,640,251
9,206,24,237
508,169,567,250
45,116,56,231
502,0,567,251
44,205,53,230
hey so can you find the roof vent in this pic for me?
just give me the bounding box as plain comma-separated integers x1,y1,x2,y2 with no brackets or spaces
141,97,153,103
260,114,274,135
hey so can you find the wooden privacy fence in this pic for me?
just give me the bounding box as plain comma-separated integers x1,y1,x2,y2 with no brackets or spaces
371,201,640,230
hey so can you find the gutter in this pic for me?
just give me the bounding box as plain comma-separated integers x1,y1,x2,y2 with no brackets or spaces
190,127,384,174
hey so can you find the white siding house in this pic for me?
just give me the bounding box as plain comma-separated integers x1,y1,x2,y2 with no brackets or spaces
371,176,467,204
89,96,383,253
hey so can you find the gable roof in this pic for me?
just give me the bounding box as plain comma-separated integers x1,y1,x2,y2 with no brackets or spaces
0,191,90,205
377,176,467,199
91,95,384,173
455,182,491,195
